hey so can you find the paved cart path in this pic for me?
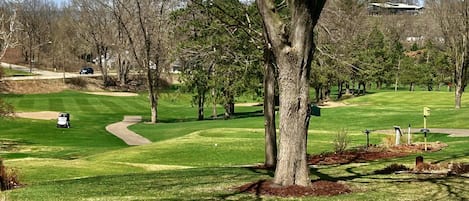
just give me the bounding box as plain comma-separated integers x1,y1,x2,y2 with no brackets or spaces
106,116,152,146
375,128,469,137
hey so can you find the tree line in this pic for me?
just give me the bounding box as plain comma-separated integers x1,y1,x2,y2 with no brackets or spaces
0,0,466,116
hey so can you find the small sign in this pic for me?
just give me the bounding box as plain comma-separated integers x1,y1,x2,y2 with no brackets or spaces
311,105,321,117
423,107,431,116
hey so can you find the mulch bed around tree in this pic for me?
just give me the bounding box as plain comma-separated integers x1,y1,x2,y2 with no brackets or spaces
308,142,447,165
238,142,447,198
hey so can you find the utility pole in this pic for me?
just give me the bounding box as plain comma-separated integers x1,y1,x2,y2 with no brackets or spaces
395,55,400,92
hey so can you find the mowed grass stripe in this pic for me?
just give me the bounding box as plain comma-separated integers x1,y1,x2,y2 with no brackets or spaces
73,97,97,112
17,98,35,111
122,97,148,112
48,98,65,111
97,98,130,114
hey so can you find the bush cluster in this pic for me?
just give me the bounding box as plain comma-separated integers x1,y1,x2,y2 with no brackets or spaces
333,129,350,153
0,99,14,117
0,159,20,191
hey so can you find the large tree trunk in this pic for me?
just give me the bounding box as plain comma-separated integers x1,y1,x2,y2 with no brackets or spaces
274,49,312,187
263,46,277,168
117,53,129,86
337,81,343,100
314,86,321,103
258,0,326,187
147,69,158,123
197,92,205,120
454,60,467,109
345,82,351,95
96,45,109,86
211,88,217,118
454,39,468,109
410,82,415,91
455,84,463,109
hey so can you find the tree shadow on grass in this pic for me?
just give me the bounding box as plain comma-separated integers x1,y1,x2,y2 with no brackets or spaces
310,166,368,182
217,167,274,200
310,164,468,200
157,110,264,123
422,176,469,201
432,152,469,164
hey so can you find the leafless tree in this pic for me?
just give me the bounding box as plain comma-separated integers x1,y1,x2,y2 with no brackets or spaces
73,0,114,85
111,0,176,123
429,0,469,109
0,1,17,116
0,2,18,61
49,5,81,82
17,0,54,70
316,0,368,99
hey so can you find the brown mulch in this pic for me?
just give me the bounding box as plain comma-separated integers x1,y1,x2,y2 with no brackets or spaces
237,180,351,198
449,163,469,175
238,143,447,198
308,143,447,166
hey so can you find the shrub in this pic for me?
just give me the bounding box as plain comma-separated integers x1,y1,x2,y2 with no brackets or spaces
382,135,394,147
333,129,350,153
0,99,13,117
0,159,20,191
66,77,87,88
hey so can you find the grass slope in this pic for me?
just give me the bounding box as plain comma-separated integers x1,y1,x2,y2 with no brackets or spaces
0,90,468,200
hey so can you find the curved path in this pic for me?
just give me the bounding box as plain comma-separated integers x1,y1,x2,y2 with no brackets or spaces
106,116,152,146
375,128,469,137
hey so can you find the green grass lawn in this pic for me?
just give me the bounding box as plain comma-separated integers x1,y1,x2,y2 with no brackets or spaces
1,68,34,77
0,90,468,200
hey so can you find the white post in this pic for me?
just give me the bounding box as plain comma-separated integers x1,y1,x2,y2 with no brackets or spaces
407,124,411,145
394,126,401,145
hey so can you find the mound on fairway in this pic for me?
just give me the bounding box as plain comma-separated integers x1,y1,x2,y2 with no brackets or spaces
84,92,138,97
15,111,59,120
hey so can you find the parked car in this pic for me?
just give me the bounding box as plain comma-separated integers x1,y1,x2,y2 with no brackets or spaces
79,67,94,74
57,112,71,128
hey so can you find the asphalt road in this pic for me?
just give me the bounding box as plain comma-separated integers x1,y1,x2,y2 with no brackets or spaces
1,62,101,80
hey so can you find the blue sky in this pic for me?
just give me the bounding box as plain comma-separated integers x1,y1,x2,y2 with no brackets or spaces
52,0,68,6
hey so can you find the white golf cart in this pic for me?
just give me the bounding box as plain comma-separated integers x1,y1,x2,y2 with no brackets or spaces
56,112,71,128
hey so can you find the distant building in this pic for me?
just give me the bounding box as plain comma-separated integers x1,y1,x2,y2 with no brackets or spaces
368,2,424,15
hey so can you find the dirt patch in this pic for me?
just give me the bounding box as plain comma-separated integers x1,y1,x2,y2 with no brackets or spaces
15,111,58,120
1,78,103,94
0,48,22,64
2,80,66,94
237,180,350,198
317,101,356,108
236,102,262,107
84,92,138,97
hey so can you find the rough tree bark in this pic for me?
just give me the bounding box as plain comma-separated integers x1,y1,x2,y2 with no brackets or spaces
257,0,326,187
263,46,277,168
454,52,467,109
